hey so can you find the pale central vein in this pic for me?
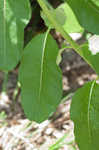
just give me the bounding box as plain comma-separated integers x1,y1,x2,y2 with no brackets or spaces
38,31,48,102
88,80,96,141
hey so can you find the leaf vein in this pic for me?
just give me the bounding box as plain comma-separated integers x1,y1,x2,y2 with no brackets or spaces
88,80,96,141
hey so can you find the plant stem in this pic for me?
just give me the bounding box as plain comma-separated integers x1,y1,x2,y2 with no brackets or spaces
37,0,94,69
37,0,82,54
2,71,9,92
13,82,21,101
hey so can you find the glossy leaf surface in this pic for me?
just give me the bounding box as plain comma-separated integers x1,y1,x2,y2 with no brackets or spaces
71,81,99,150
67,0,99,35
19,32,62,123
0,0,31,71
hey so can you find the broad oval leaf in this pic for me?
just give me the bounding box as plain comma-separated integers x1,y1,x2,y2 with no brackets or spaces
71,81,99,150
19,32,62,123
67,0,99,35
0,0,31,71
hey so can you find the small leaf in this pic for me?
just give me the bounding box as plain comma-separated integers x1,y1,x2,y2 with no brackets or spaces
0,0,31,71
71,81,99,150
41,6,67,29
54,7,67,26
41,2,83,34
57,3,83,33
19,32,62,123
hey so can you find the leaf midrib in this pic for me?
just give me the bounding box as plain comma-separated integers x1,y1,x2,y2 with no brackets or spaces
38,31,49,102
87,80,96,142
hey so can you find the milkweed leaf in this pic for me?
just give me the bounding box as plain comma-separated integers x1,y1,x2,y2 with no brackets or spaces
71,81,99,150
67,0,99,34
19,32,62,123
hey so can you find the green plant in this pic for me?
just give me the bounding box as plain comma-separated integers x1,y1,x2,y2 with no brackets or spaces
48,133,76,150
0,111,7,127
1,0,99,149
0,111,7,120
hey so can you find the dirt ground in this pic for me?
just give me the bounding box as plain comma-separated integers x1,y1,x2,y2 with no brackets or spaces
0,33,97,150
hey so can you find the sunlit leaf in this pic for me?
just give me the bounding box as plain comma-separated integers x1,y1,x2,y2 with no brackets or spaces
0,0,31,71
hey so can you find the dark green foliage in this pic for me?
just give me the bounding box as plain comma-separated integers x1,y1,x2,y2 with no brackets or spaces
19,32,62,122
67,0,99,35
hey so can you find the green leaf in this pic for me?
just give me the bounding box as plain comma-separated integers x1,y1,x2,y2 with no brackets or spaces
91,0,99,7
71,81,99,150
19,32,62,123
49,134,68,150
54,7,67,26
0,0,31,71
57,3,83,33
67,0,99,35
41,4,67,29
41,2,83,33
